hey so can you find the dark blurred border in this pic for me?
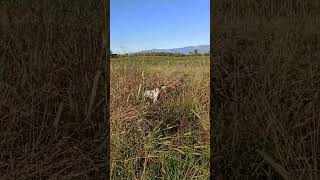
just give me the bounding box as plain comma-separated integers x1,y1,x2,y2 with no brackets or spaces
105,0,110,178
0,0,109,178
211,0,320,179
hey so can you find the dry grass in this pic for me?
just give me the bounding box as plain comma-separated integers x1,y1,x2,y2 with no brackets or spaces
0,1,107,179
212,9,320,179
110,56,210,179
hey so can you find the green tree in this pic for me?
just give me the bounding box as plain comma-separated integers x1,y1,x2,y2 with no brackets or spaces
193,49,199,56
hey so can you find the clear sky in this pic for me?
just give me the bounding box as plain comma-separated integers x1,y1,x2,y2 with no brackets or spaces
111,0,210,54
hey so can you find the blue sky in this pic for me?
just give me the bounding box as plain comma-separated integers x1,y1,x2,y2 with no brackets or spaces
111,0,210,54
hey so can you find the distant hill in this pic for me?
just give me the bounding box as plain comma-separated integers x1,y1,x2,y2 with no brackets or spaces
130,45,209,55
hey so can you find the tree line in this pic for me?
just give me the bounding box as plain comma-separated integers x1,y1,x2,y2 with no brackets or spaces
110,49,210,58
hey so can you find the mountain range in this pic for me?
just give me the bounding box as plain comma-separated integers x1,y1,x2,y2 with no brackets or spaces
129,45,210,55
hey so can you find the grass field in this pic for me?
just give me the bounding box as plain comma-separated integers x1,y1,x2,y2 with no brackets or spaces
212,15,320,178
2,0,319,179
0,1,107,178
110,56,210,179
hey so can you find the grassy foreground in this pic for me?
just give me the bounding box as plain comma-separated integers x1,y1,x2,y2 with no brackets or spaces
0,1,107,178
110,56,210,179
212,16,320,179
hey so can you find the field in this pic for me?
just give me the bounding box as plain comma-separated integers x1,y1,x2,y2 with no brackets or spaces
0,1,107,178
212,15,320,178
110,56,210,179
2,0,320,179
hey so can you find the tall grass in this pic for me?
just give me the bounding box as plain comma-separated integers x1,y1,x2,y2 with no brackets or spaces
212,12,320,179
215,0,320,19
110,56,210,179
0,1,107,178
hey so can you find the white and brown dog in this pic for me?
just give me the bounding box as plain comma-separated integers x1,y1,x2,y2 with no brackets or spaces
143,85,167,104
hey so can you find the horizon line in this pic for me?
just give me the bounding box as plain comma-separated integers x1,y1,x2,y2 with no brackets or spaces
111,44,210,54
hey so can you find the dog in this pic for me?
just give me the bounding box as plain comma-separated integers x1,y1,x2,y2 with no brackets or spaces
143,85,167,104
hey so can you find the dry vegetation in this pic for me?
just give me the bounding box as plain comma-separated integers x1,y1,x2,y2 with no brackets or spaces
212,0,320,179
110,56,210,179
2,0,320,179
0,1,107,179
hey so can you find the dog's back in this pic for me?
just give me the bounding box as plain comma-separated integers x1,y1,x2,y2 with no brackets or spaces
143,88,160,103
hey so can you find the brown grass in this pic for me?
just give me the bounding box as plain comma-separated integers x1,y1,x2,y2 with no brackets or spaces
0,1,107,179
110,56,210,179
212,5,320,178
